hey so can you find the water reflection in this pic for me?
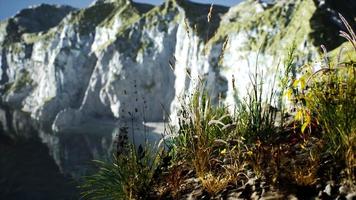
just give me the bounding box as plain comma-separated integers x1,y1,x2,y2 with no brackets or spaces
39,120,166,178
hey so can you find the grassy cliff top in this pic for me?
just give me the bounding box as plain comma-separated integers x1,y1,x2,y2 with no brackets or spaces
67,0,153,35
209,0,316,53
2,4,75,46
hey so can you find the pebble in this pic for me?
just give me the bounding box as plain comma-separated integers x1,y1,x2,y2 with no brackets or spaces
226,191,243,200
324,183,333,196
287,194,298,200
339,185,349,195
336,195,347,200
319,191,332,200
247,177,256,186
346,192,356,200
247,170,255,177
260,191,284,200
251,191,260,200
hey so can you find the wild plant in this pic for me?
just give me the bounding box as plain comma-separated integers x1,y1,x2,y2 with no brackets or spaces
174,86,230,167
289,144,321,186
162,164,186,199
292,14,356,183
80,129,164,200
166,82,241,195
232,51,282,144
199,172,233,195
232,44,305,183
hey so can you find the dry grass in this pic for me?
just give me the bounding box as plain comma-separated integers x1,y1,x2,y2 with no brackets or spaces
291,15,356,183
199,172,233,195
290,150,320,186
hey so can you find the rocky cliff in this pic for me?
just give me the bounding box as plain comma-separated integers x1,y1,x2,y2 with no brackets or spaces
0,0,355,175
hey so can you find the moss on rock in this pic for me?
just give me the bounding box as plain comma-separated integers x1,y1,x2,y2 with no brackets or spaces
6,69,33,94
68,3,117,35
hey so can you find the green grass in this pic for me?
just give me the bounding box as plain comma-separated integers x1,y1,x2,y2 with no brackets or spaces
170,84,232,169
291,15,356,182
80,129,164,200
4,69,34,94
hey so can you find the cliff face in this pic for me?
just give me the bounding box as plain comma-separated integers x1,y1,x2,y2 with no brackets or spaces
0,0,355,175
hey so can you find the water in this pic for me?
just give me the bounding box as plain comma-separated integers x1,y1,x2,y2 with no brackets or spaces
0,117,166,198
0,134,79,199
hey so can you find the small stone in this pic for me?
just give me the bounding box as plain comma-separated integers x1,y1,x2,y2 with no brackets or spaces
247,177,257,186
260,191,284,200
346,192,356,200
214,194,222,199
287,194,298,200
190,188,203,198
226,192,242,200
260,181,268,188
247,170,255,177
251,191,260,200
339,185,349,195
324,184,333,196
261,188,267,197
318,190,323,197
336,195,347,200
319,191,332,200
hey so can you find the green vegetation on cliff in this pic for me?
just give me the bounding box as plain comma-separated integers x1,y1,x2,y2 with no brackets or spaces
210,0,316,56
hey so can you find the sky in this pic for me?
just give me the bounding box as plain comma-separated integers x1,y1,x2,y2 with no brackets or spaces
0,0,243,21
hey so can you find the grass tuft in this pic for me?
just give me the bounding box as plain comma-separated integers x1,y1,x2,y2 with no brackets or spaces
79,135,164,200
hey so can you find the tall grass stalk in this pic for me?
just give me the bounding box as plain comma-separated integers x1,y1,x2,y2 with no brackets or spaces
173,85,231,172
232,49,282,143
295,14,356,183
